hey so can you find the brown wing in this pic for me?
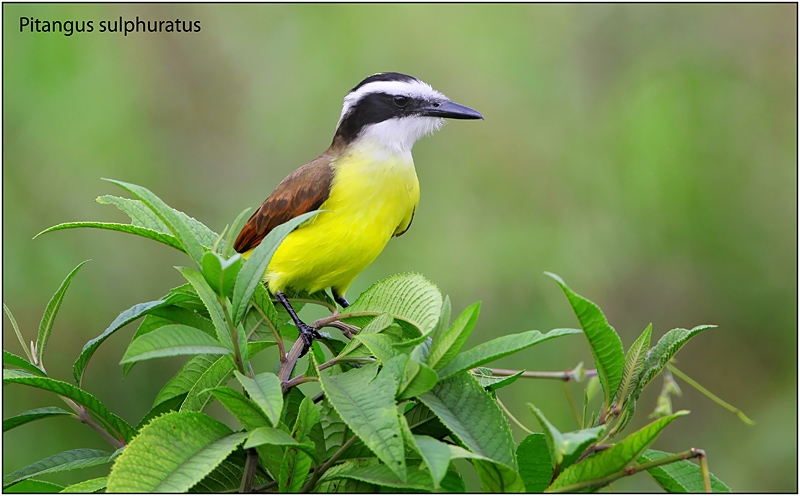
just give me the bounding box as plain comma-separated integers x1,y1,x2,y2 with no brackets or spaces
234,156,335,253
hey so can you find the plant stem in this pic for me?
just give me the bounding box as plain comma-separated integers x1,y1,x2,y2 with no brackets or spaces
279,338,305,386
562,382,582,428
220,299,246,375
239,447,259,493
62,397,125,449
496,397,533,434
547,448,706,493
253,304,286,362
284,375,320,390
254,480,278,493
300,434,358,493
667,364,755,425
312,311,376,329
697,449,712,492
481,367,598,382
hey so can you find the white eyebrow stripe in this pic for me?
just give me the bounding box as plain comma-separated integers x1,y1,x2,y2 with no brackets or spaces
337,79,448,127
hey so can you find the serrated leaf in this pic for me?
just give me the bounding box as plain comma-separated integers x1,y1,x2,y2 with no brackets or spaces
74,297,187,384
105,179,209,266
35,222,185,252
120,324,229,364
222,207,252,258
153,354,218,406
3,449,112,489
280,448,313,493
245,427,317,461
614,323,652,410
472,368,524,391
438,328,580,379
230,211,322,325
179,267,235,352
635,325,716,402
398,359,438,400
189,456,269,493
546,273,625,408
201,251,243,298
59,477,108,493
517,433,553,492
5,479,64,493
293,396,321,440
427,302,481,371
107,412,247,492
37,261,88,366
207,386,270,430
318,459,432,490
548,411,688,491
638,449,731,493
96,194,171,231
355,333,401,364
472,458,526,493
338,313,394,357
527,403,605,473
3,371,135,442
318,361,406,481
3,406,73,432
3,350,46,377
234,371,283,427
410,435,452,488
137,394,186,430
341,273,443,337
180,355,236,412
419,372,517,469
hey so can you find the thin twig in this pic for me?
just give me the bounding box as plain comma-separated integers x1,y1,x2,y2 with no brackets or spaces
312,311,375,329
496,397,533,434
279,338,305,385
253,304,286,362
697,449,712,493
299,434,358,493
239,447,259,493
668,364,755,425
62,398,125,449
562,382,582,428
480,367,598,382
283,375,320,390
246,316,265,342
547,448,706,493
254,480,278,493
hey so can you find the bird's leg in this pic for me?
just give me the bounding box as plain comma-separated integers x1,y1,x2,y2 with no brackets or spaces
332,290,350,308
276,291,321,357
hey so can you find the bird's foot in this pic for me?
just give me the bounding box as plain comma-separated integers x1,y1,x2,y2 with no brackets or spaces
298,323,322,358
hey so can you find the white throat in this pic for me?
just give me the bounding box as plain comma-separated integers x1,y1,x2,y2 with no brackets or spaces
355,116,445,156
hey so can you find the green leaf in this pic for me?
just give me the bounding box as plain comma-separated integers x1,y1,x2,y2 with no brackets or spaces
438,328,580,379
319,459,432,491
153,354,219,406
230,211,322,325
638,449,731,493
527,403,605,472
419,372,517,469
4,350,46,377
548,411,688,491
338,313,394,357
472,368,524,391
105,179,208,266
546,272,625,408
427,302,481,371
222,207,252,258
318,362,407,481
59,477,108,493
74,298,187,384
4,304,31,363
410,435,452,488
355,333,401,364
616,324,652,401
342,273,443,337
207,386,269,430
3,371,135,441
189,456,269,493
319,399,347,459
517,433,553,492
635,325,716,401
234,371,283,427
472,458,526,493
398,359,438,400
35,222,185,252
5,479,64,493
179,267,235,352
3,449,112,489
280,448,313,493
201,251,243,298
95,194,171,231
3,406,73,432
293,396,321,440
120,324,228,364
136,394,186,430
36,261,88,366
107,412,247,492
245,427,317,460
180,355,236,412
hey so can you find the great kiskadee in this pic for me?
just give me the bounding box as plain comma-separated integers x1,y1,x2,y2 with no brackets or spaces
234,72,482,355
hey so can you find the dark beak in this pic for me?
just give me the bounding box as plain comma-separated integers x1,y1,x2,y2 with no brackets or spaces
421,100,484,120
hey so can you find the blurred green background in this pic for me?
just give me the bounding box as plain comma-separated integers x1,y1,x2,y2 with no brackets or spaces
3,3,796,492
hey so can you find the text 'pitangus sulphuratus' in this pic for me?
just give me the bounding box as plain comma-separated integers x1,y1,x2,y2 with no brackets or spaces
234,72,483,355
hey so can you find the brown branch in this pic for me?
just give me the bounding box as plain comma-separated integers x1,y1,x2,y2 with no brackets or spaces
239,447,259,493
481,367,598,382
299,434,359,493
61,397,126,449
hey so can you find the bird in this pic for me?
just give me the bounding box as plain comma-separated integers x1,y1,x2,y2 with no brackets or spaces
234,72,483,356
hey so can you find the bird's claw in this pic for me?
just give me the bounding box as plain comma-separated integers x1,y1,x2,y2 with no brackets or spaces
298,324,322,358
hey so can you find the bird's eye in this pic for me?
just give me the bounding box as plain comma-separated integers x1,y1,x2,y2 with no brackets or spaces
432,102,441,108
393,96,408,107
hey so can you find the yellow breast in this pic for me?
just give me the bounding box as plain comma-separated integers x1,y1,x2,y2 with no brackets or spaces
263,147,420,296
